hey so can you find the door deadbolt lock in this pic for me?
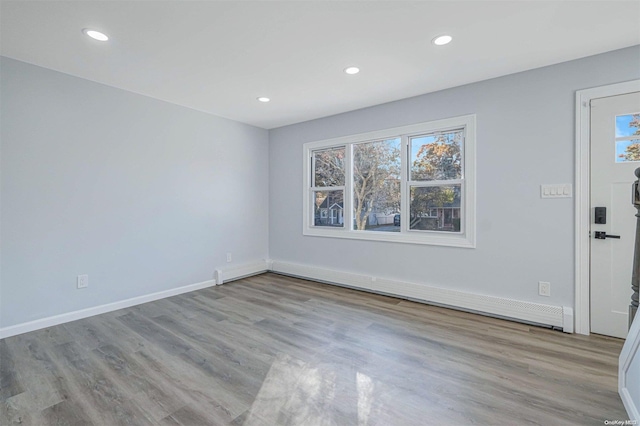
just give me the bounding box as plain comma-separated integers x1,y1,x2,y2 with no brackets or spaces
594,231,621,240
595,207,607,224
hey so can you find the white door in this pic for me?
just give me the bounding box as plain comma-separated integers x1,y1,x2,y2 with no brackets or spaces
590,92,640,338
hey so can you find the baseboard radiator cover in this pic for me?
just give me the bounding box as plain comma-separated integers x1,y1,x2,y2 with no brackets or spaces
216,260,270,284
0,260,269,339
270,260,569,331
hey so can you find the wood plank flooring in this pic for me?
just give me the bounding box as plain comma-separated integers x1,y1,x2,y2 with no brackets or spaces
0,272,628,425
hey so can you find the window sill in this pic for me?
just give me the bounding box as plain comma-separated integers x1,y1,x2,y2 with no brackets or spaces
303,227,476,248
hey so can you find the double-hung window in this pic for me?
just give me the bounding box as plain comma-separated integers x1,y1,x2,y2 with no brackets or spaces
303,115,476,247
311,147,346,227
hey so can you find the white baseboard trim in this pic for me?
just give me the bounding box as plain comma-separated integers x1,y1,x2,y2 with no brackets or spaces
270,260,569,330
0,260,269,340
0,278,215,339
620,313,640,421
0,259,571,339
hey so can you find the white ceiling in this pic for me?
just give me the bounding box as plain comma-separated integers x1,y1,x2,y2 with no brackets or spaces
1,1,639,129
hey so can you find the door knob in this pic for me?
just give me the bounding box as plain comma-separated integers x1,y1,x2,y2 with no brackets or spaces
594,231,621,240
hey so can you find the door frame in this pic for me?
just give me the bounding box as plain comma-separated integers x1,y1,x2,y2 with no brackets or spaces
575,79,640,335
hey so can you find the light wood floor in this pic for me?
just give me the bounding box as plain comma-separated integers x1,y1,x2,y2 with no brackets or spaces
0,272,628,425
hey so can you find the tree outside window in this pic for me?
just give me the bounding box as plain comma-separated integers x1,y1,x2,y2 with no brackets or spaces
304,115,476,247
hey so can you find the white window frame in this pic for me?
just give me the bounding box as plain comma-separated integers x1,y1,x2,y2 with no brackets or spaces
302,114,476,248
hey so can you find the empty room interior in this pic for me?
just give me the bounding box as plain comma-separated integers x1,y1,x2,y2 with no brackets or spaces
2,1,640,425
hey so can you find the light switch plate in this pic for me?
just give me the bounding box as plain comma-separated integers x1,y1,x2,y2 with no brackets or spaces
541,184,572,198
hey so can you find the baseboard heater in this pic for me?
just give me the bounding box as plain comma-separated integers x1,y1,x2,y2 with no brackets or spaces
269,260,571,332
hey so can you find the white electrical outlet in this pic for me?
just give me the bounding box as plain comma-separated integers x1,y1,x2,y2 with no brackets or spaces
77,274,89,289
538,281,551,297
226,252,232,263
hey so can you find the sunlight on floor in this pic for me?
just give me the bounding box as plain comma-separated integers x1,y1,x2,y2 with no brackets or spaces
245,354,378,425
356,371,374,425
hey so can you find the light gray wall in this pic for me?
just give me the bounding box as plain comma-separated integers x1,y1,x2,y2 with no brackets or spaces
269,46,640,309
0,57,269,327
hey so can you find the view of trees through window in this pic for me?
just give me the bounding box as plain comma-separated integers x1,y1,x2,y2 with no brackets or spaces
313,147,345,187
353,139,401,231
311,128,464,233
312,147,345,227
409,130,463,232
410,131,462,181
305,116,475,246
410,185,461,231
616,114,640,163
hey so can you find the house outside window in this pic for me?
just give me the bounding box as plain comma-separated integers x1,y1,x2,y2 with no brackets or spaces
311,147,345,227
303,115,476,248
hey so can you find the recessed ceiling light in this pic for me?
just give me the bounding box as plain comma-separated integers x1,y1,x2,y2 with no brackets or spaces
432,35,452,46
344,67,360,75
257,97,270,103
83,28,109,42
